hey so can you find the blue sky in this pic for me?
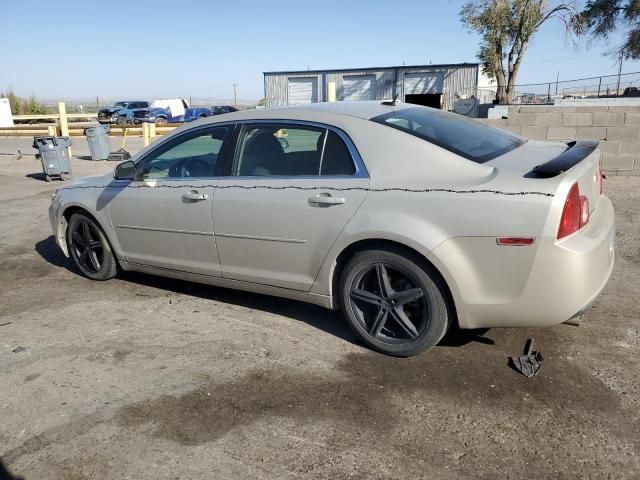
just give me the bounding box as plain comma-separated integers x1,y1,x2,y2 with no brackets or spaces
1,0,637,102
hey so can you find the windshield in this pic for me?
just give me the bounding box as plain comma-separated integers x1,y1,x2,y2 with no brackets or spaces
114,102,127,108
371,107,525,163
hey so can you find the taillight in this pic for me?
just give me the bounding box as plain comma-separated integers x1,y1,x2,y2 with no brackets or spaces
558,183,590,239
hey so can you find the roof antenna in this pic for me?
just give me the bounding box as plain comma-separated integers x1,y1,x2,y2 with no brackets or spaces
382,93,399,106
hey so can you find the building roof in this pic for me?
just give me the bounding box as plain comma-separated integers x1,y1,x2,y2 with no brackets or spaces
263,62,479,76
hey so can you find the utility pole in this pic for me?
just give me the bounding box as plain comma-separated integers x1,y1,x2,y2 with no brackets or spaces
233,83,238,107
616,50,624,96
555,70,559,95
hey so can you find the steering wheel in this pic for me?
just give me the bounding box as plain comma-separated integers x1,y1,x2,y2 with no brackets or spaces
178,157,211,178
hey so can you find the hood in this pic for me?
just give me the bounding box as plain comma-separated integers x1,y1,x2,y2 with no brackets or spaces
66,172,114,188
100,107,122,114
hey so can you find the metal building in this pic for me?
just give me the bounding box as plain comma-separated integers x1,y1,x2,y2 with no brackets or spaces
263,63,483,112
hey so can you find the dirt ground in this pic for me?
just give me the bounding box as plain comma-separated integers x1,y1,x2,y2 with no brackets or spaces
0,146,638,479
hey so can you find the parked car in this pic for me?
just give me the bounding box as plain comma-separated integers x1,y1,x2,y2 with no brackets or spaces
623,87,640,97
97,101,127,124
49,101,614,357
98,101,151,125
211,105,238,115
132,99,211,124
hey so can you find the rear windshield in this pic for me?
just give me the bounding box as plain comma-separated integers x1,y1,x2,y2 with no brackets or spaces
371,107,525,163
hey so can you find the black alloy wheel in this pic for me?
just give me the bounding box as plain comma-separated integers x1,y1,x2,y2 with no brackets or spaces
349,263,427,342
340,248,451,356
67,213,118,280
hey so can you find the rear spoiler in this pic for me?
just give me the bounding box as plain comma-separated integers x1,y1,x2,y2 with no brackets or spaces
527,141,598,178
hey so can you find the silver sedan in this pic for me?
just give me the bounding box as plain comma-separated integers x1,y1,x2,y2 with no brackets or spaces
49,101,615,356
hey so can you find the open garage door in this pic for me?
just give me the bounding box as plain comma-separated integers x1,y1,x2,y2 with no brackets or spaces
343,75,376,101
288,78,318,104
404,72,444,108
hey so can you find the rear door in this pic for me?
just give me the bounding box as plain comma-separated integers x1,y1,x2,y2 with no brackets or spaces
214,122,369,291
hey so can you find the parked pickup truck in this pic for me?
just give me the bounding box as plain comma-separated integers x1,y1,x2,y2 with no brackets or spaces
97,101,151,125
132,99,211,124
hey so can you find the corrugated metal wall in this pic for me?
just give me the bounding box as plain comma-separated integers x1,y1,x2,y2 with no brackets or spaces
264,64,479,110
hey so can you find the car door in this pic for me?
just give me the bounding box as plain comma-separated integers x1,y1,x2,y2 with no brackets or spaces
214,122,369,291
108,124,232,276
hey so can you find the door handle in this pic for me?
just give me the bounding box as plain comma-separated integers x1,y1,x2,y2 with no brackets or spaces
182,190,208,202
308,193,346,206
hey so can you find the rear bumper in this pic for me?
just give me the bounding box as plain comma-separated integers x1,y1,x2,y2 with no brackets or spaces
430,196,615,329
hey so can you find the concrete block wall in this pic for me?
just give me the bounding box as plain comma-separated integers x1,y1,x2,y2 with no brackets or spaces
478,105,640,175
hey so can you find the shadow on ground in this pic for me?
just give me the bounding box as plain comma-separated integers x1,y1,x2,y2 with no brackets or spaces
0,459,23,480
34,235,493,350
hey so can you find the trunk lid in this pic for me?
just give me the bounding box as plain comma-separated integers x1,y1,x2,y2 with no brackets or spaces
486,140,602,214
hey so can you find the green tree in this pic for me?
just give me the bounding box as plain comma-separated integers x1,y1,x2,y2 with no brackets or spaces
579,0,640,59
1,89,48,115
461,0,580,104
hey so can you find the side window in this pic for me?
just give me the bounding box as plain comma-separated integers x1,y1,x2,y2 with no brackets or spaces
320,131,356,176
135,126,229,180
232,124,325,176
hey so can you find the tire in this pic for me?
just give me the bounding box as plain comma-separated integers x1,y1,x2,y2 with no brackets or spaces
339,248,451,357
155,117,167,125
66,213,118,281
116,116,126,126
44,174,52,182
197,113,206,119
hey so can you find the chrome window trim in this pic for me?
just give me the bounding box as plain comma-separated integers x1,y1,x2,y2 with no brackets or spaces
229,119,369,179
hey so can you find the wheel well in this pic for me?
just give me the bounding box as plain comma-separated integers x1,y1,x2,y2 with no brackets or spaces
331,239,458,324
62,206,118,259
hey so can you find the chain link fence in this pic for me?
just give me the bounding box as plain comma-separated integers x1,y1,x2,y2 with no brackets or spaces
508,71,640,104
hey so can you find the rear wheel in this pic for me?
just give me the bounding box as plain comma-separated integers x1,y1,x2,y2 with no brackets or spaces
340,248,450,357
67,213,117,280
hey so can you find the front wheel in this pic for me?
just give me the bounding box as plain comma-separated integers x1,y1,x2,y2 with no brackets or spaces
155,117,167,125
340,248,451,357
67,213,118,280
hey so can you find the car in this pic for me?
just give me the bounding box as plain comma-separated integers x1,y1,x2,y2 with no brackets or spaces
97,101,128,124
623,87,640,97
211,105,238,115
49,101,615,357
132,99,212,124
97,101,152,125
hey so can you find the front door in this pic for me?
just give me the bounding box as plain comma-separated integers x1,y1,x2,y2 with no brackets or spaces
108,125,232,276
214,123,369,291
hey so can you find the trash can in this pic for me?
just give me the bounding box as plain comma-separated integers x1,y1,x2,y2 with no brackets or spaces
84,124,111,160
32,136,73,182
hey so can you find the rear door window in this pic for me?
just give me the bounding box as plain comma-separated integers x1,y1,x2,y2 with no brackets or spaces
231,124,357,177
372,107,524,163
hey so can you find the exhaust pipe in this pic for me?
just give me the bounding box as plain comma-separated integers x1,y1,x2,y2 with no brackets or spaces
564,304,591,327
563,316,582,327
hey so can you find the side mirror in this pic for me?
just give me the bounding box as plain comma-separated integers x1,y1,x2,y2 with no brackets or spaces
114,160,135,180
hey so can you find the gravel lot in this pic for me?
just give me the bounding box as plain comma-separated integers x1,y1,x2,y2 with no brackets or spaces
0,143,638,479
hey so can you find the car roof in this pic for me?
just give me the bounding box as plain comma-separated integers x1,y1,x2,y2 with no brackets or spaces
205,101,409,124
